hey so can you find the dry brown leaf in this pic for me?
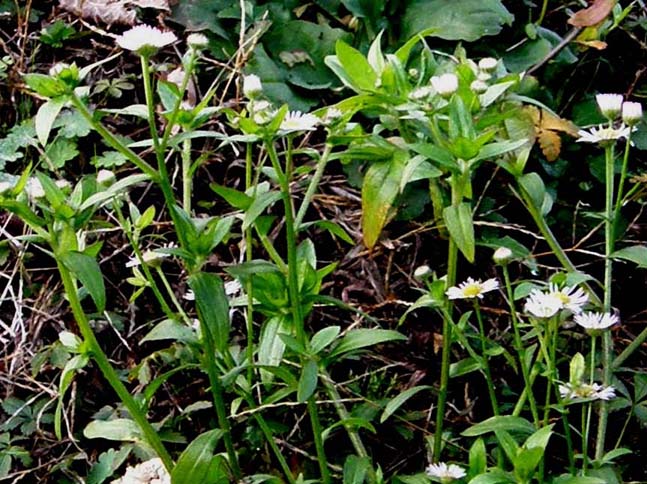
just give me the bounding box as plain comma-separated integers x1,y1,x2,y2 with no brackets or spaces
59,0,169,26
575,39,608,50
538,130,562,162
523,106,578,162
568,0,616,27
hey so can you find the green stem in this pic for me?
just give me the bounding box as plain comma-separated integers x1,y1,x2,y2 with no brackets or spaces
265,138,330,480
583,335,597,475
613,326,647,369
502,266,539,425
294,144,333,228
69,95,157,179
181,138,192,213
154,267,191,325
474,302,499,416
433,283,454,462
515,181,602,308
114,204,176,320
56,259,173,470
536,0,548,26
595,142,616,460
198,314,242,479
612,133,632,238
244,144,256,387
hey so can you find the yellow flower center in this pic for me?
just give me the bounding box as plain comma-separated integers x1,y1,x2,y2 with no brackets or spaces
463,284,482,298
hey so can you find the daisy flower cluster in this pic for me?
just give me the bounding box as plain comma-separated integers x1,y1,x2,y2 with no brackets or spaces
524,283,588,319
426,462,466,482
446,277,498,300
577,93,643,145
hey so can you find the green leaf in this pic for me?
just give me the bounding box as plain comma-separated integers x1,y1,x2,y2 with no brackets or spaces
519,172,552,216
310,326,341,354
402,0,514,42
87,446,133,484
45,138,78,168
210,183,253,210
380,385,431,423
92,150,128,168
35,98,65,146
189,272,231,354
333,40,377,92
243,190,282,231
569,353,586,386
83,419,142,441
462,416,535,437
23,73,67,97
443,203,475,263
551,475,606,484
297,359,319,402
329,329,406,359
171,429,225,484
55,354,89,439
141,319,197,345
61,251,106,313
468,470,516,484
611,245,647,268
513,447,544,481
258,316,291,383
469,438,487,476
343,455,371,484
362,156,405,249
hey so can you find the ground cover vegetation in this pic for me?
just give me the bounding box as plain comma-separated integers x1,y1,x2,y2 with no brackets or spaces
1,0,647,482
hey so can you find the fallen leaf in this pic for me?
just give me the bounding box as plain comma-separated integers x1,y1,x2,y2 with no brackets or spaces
59,0,170,26
574,40,608,50
568,0,616,27
524,106,579,162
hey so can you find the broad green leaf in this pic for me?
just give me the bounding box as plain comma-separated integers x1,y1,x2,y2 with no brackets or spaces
23,73,67,98
473,139,529,163
469,438,487,476
243,190,282,231
449,357,482,378
443,203,475,263
513,447,544,481
402,0,513,42
79,174,150,211
83,419,141,441
87,446,133,484
495,429,520,463
310,326,341,354
468,470,516,484
189,272,231,354
211,183,253,210
611,245,647,268
462,415,535,437
141,319,197,345
524,424,553,451
171,429,225,484
334,40,377,91
297,359,319,402
343,455,371,484
519,172,552,216
329,329,406,359
380,385,431,423
258,316,291,383
45,138,79,168
35,98,65,146
362,156,405,249
569,353,585,386
61,251,106,313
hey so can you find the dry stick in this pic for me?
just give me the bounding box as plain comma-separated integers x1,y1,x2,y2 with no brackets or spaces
527,28,582,76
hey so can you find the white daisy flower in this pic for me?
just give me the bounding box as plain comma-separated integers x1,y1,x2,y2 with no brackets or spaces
126,244,175,269
111,457,170,484
426,462,466,482
524,291,562,318
116,25,177,54
279,111,320,134
55,179,71,190
596,93,623,120
446,277,499,300
414,265,432,281
559,382,616,402
187,33,208,49
183,290,195,301
243,74,263,99
574,311,618,331
576,125,631,144
547,284,588,314
478,57,498,72
409,86,433,101
622,101,643,126
430,73,458,98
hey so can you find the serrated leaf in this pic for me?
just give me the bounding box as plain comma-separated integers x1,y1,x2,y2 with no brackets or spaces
45,138,78,168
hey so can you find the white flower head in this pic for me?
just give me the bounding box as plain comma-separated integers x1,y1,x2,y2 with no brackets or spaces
446,277,499,300
577,125,631,145
167,67,185,87
547,284,588,314
470,80,488,94
126,248,171,269
492,247,513,265
409,86,433,101
596,93,623,120
574,311,618,332
478,57,498,72
322,107,343,125
426,462,466,482
55,179,71,191
243,74,263,99
414,265,432,281
559,382,616,402
187,33,208,50
97,170,116,186
111,457,170,484
116,25,177,55
431,73,458,98
279,110,320,134
622,101,643,126
524,291,562,318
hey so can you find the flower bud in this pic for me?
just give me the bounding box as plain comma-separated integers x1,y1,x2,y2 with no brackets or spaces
478,57,498,72
430,73,458,98
622,101,643,126
413,265,432,281
97,170,116,186
596,93,623,120
493,247,513,265
187,33,208,50
470,80,488,94
243,74,263,99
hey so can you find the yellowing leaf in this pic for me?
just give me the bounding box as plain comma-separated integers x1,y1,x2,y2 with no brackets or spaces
568,0,616,27
538,129,562,162
575,40,608,50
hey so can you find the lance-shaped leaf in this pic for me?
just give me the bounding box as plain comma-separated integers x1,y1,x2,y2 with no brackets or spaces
189,272,231,354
